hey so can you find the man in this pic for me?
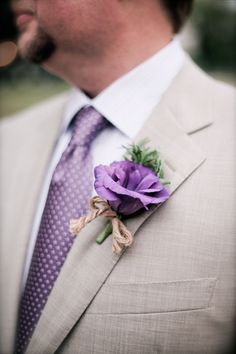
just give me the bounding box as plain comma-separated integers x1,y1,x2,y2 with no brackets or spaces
0,0,235,353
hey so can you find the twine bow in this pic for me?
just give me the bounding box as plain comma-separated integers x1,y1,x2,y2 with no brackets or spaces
69,196,133,255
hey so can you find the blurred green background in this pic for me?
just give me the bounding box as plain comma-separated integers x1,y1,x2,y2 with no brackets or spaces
0,0,235,118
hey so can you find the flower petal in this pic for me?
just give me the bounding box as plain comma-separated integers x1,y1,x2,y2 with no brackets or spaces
94,160,170,215
126,169,142,190
94,185,119,201
135,173,161,192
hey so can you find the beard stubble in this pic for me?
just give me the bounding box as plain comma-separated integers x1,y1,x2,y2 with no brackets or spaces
18,26,56,64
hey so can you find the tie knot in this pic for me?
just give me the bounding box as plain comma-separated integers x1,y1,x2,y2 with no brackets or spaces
71,106,108,147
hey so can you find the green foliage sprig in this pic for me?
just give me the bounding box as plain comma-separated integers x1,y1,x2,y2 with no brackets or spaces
123,139,170,185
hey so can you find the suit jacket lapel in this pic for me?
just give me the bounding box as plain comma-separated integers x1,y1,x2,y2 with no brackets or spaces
26,59,213,354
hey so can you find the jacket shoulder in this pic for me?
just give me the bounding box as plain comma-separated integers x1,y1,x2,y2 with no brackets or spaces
0,91,69,136
185,57,235,110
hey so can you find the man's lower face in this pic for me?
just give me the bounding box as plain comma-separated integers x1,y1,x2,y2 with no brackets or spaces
17,17,56,64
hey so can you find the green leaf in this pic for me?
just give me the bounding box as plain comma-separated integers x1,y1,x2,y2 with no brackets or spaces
159,169,164,179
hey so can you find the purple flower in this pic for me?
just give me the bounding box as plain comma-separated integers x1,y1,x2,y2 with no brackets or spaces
94,161,170,216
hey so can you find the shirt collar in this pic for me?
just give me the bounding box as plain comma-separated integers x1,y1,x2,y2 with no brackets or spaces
63,38,186,139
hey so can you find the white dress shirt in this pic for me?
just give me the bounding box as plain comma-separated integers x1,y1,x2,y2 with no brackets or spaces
22,39,186,289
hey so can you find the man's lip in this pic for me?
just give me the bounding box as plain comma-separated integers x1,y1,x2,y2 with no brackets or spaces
15,10,34,28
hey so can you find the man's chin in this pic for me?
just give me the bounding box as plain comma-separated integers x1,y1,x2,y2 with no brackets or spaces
18,27,56,64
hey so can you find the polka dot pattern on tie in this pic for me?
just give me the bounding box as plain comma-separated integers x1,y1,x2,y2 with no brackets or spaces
16,106,109,353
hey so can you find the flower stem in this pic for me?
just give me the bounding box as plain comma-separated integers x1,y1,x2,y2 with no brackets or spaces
96,220,113,244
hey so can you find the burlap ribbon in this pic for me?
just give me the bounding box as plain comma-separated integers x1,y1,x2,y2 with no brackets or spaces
69,196,133,255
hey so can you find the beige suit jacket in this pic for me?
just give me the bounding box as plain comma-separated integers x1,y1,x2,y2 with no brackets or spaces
0,58,235,354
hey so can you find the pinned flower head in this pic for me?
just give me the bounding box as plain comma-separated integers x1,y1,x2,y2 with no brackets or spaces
70,140,170,254
94,160,169,216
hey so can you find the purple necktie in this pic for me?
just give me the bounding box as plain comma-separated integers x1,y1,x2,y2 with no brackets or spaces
16,106,108,353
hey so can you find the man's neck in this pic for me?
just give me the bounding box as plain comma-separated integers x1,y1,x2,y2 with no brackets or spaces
43,2,173,97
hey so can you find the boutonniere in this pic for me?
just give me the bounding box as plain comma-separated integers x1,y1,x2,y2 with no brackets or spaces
70,139,170,255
